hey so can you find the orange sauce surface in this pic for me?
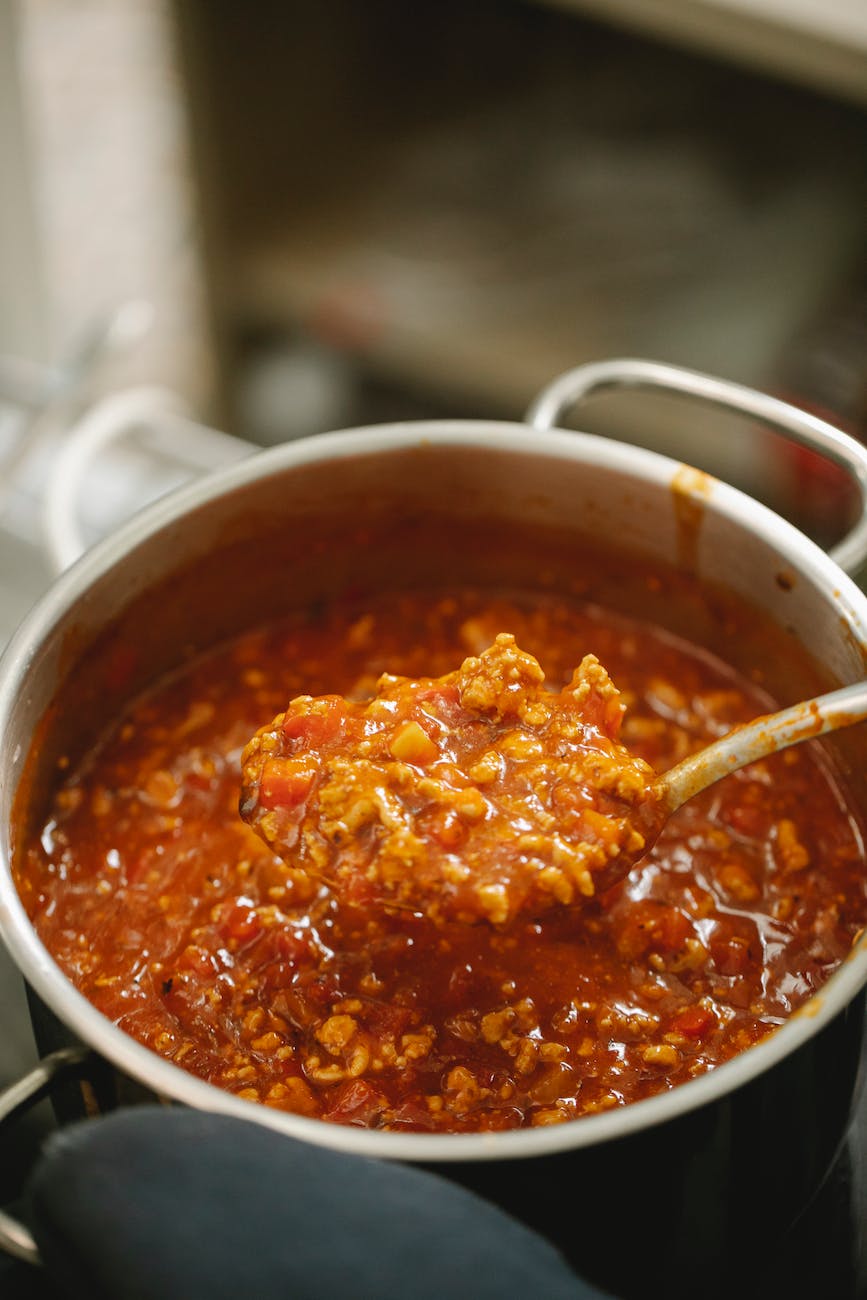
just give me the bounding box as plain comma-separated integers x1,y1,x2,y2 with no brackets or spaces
15,587,867,1132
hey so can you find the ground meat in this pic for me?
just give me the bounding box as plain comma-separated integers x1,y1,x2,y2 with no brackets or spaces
14,587,867,1133
240,634,663,924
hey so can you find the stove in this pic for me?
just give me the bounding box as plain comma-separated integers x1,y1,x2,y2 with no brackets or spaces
763,1087,867,1299
1,1014,865,1298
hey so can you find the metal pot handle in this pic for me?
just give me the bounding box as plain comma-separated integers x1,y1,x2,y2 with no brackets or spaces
42,386,253,574
0,1045,101,1265
526,358,867,578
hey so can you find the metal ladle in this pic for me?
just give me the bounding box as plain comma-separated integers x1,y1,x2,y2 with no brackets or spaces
585,679,867,898
657,679,867,813
576,680,867,897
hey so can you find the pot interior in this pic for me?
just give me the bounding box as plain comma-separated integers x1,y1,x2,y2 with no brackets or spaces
8,432,867,853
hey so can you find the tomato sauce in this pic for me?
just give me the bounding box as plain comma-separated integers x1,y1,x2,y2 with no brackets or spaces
14,588,867,1132
240,633,664,925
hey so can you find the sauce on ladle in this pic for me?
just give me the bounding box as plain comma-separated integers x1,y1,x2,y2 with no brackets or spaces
240,634,867,925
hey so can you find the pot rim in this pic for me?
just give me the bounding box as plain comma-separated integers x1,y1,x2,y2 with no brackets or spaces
2,415,867,1163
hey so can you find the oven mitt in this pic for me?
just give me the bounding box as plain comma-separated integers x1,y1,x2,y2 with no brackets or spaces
25,1106,611,1300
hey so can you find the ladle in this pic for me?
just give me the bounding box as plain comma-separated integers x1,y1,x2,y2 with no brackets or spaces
242,652,867,921
655,679,867,813
587,677,867,894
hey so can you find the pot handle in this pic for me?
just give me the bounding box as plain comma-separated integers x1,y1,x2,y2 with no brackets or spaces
0,1045,103,1264
526,358,867,578
42,386,253,574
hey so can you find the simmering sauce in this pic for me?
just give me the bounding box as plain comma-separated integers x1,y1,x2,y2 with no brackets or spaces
15,588,867,1132
240,633,664,925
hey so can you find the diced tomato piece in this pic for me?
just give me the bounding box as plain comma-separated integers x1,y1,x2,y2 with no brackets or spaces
415,684,463,726
722,805,768,839
297,973,342,1008
257,928,313,988
615,901,693,960
281,696,346,747
710,937,752,976
669,1005,716,1039
386,1100,438,1131
258,758,317,811
219,901,263,944
655,907,693,953
272,928,312,962
177,944,217,977
323,1079,388,1127
363,1001,413,1040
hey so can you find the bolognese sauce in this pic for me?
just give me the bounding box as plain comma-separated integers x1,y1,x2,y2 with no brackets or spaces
14,588,867,1132
240,633,664,925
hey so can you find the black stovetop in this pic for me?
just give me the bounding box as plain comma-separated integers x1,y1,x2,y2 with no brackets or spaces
763,1098,867,1299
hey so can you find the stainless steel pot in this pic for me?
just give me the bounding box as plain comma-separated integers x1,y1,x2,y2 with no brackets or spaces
2,359,867,1297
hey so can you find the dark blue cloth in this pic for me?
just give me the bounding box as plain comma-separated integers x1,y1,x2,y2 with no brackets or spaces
24,1107,611,1299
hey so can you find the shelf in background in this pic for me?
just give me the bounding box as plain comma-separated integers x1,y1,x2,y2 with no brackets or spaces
173,0,867,508
228,47,866,489
543,0,867,105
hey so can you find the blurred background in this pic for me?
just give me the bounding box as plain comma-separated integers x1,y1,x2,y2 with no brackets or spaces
1,0,866,631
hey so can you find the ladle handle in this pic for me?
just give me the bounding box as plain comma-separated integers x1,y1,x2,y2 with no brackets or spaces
658,680,867,813
525,358,867,578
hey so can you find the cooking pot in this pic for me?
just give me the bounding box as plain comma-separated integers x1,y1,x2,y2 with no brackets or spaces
2,358,867,1298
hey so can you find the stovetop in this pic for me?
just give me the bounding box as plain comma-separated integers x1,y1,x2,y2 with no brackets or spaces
767,1091,867,1299
0,1003,863,1300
